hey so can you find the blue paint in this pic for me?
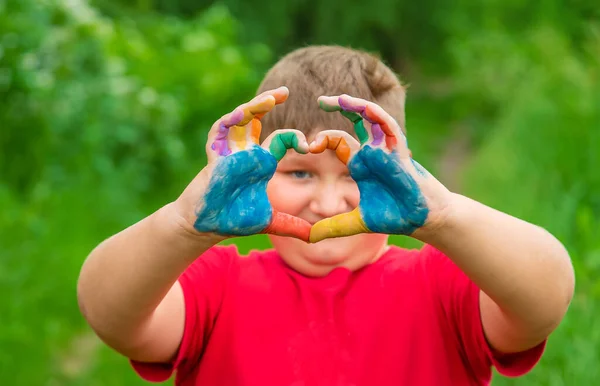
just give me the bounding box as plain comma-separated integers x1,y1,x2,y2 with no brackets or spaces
348,146,429,235
194,146,276,235
411,159,428,177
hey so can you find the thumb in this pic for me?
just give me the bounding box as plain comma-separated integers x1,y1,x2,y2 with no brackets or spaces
309,208,370,243
262,209,312,242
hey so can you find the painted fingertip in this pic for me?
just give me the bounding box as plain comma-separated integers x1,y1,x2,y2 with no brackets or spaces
308,136,326,153
290,133,310,154
297,141,310,154
268,132,308,160
318,101,340,112
272,87,289,103
255,95,276,109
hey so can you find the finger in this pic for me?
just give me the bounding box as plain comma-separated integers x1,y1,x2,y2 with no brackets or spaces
308,130,361,165
245,88,288,144
248,86,289,120
227,95,276,152
338,94,398,152
262,209,311,242
309,208,370,243
261,129,309,161
233,87,288,147
206,107,245,161
318,96,371,145
255,86,289,106
363,102,410,158
207,87,289,160
237,95,276,126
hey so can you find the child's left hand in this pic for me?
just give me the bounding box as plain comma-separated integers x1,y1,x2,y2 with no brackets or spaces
308,94,453,243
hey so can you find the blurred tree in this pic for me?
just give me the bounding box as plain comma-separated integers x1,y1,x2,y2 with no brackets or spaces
1,0,599,384
0,0,269,384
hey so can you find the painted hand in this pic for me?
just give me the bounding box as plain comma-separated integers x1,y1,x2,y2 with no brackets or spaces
178,87,312,242
308,94,452,243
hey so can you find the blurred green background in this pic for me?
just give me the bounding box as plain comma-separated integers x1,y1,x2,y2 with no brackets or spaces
1,0,598,384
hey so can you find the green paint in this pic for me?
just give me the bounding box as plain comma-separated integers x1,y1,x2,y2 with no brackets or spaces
269,132,306,161
351,119,369,145
341,111,369,145
319,100,340,112
319,100,369,145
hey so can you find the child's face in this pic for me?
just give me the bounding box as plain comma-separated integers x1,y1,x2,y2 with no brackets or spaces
267,139,389,276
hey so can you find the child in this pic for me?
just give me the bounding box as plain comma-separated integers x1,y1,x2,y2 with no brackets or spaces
77,45,575,385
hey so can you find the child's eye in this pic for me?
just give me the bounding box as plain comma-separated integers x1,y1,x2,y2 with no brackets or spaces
289,171,313,179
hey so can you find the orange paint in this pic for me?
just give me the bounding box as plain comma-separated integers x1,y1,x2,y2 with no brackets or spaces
250,119,261,144
364,105,395,136
311,135,351,164
272,88,289,104
335,138,351,164
365,105,400,151
263,209,311,242
385,135,397,151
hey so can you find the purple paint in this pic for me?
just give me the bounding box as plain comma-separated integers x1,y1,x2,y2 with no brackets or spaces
338,98,385,146
211,108,245,156
371,123,384,146
211,140,231,156
338,98,363,114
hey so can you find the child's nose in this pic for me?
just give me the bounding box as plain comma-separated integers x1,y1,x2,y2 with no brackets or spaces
309,181,351,218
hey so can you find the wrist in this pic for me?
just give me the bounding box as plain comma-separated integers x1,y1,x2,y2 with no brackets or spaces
156,202,226,255
411,192,467,245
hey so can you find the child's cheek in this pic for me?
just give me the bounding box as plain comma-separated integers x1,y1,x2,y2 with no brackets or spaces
343,178,361,209
267,176,304,215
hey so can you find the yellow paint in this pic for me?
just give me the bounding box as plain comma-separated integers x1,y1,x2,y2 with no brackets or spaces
309,207,370,243
240,98,275,126
230,125,247,150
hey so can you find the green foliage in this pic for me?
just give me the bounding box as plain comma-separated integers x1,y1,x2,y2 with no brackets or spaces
1,0,598,384
452,23,600,386
0,0,268,384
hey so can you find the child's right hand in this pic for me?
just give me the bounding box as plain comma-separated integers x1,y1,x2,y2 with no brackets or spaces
172,87,312,242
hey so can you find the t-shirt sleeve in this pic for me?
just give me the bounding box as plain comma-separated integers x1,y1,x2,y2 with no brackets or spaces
129,244,237,383
421,244,546,379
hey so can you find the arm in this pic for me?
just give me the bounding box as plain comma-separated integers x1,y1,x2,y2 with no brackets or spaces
413,193,574,353
310,94,574,354
77,203,219,362
77,87,312,363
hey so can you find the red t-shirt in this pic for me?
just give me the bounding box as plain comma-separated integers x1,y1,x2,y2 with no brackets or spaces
131,244,545,385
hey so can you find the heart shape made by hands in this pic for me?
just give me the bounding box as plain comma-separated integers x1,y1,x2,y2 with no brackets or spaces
192,87,431,244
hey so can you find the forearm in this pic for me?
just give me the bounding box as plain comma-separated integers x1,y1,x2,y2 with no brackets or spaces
77,202,220,346
415,193,574,331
